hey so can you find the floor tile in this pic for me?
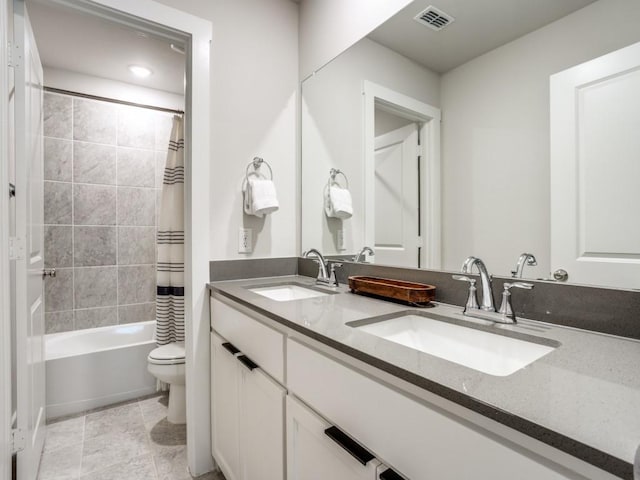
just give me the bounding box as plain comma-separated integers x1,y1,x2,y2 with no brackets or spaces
44,416,85,452
38,442,82,480
84,402,144,440
153,445,190,480
38,396,223,480
148,418,186,447
78,454,156,480
81,427,150,475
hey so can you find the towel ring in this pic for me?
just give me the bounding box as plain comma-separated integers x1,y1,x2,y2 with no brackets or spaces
328,168,348,189
245,157,273,181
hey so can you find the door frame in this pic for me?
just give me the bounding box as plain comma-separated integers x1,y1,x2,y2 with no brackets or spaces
1,0,13,478
363,81,441,268
1,0,213,476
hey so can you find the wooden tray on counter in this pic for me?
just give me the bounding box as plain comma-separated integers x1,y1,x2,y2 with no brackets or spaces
348,276,436,306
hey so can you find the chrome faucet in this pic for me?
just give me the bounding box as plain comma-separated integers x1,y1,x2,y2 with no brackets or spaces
455,256,533,324
303,249,340,286
353,246,374,263
511,253,537,278
460,256,495,312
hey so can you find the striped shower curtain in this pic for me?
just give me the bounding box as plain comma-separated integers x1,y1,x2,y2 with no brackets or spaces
156,115,185,345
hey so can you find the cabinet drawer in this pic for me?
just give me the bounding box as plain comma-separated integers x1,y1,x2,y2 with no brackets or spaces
287,338,570,480
287,396,380,480
211,297,284,383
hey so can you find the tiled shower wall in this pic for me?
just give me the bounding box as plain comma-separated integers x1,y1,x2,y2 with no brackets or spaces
43,91,175,333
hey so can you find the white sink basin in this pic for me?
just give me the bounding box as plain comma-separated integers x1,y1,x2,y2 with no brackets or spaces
351,313,557,376
249,284,331,302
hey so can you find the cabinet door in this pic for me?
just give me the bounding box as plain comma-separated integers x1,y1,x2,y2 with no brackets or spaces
211,333,241,480
287,396,379,480
240,363,286,480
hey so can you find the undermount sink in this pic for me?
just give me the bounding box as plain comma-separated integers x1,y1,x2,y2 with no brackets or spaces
348,312,558,376
249,283,333,302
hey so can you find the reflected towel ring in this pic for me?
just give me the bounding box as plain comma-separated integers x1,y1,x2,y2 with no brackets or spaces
245,157,273,181
329,168,348,189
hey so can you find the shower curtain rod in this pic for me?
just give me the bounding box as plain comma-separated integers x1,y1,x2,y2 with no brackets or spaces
43,86,185,115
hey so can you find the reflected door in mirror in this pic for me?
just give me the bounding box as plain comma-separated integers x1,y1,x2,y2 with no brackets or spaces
374,123,420,268
551,41,640,289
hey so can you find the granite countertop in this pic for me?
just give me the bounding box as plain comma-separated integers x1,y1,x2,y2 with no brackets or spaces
208,275,640,479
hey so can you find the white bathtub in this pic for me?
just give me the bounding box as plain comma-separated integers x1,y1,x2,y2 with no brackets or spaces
45,321,157,419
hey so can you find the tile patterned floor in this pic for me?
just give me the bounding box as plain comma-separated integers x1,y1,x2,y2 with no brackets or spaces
37,394,225,480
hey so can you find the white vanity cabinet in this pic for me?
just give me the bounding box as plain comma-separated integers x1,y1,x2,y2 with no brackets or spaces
286,395,382,480
210,298,286,480
210,293,604,480
287,338,573,480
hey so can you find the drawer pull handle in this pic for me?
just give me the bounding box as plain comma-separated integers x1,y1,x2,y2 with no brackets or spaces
380,467,403,480
324,426,375,466
222,342,240,355
237,355,258,371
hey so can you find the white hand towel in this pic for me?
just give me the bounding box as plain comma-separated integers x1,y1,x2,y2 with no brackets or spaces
249,178,279,216
324,187,334,218
328,185,353,219
243,179,254,215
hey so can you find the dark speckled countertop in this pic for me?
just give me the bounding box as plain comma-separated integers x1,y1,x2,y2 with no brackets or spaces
209,275,640,479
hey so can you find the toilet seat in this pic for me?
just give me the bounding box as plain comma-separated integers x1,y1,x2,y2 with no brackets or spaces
148,342,185,365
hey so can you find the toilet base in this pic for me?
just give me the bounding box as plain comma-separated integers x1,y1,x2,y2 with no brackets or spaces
167,383,186,424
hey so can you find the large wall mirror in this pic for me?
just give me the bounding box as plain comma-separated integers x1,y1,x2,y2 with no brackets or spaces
300,0,640,290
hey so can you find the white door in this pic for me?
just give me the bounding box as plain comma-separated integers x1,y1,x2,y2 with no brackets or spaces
286,396,379,480
210,333,240,480
374,124,420,268
239,363,285,480
550,41,640,289
13,1,46,478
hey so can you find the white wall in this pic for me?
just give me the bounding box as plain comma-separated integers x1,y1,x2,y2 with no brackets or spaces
157,0,299,261
301,38,439,255
299,0,412,79
440,0,640,278
43,67,184,111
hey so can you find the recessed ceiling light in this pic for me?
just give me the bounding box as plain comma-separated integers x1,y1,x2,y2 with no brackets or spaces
128,65,152,78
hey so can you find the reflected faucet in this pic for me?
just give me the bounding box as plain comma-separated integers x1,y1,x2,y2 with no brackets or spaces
511,253,537,278
354,246,374,263
461,256,495,312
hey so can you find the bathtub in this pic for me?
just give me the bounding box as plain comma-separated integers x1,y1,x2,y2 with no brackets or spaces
45,321,157,419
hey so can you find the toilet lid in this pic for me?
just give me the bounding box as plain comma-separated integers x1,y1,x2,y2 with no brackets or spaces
148,342,185,364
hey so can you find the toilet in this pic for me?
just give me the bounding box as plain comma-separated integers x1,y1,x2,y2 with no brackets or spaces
147,342,186,424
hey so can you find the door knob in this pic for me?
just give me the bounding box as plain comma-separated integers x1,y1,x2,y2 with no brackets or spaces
552,269,568,282
42,268,56,278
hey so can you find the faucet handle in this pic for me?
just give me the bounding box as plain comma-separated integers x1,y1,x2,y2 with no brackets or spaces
498,282,534,320
503,282,534,290
329,262,343,274
328,262,342,287
452,274,474,283
452,275,479,310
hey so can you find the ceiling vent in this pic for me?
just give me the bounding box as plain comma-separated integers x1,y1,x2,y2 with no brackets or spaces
414,6,455,31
